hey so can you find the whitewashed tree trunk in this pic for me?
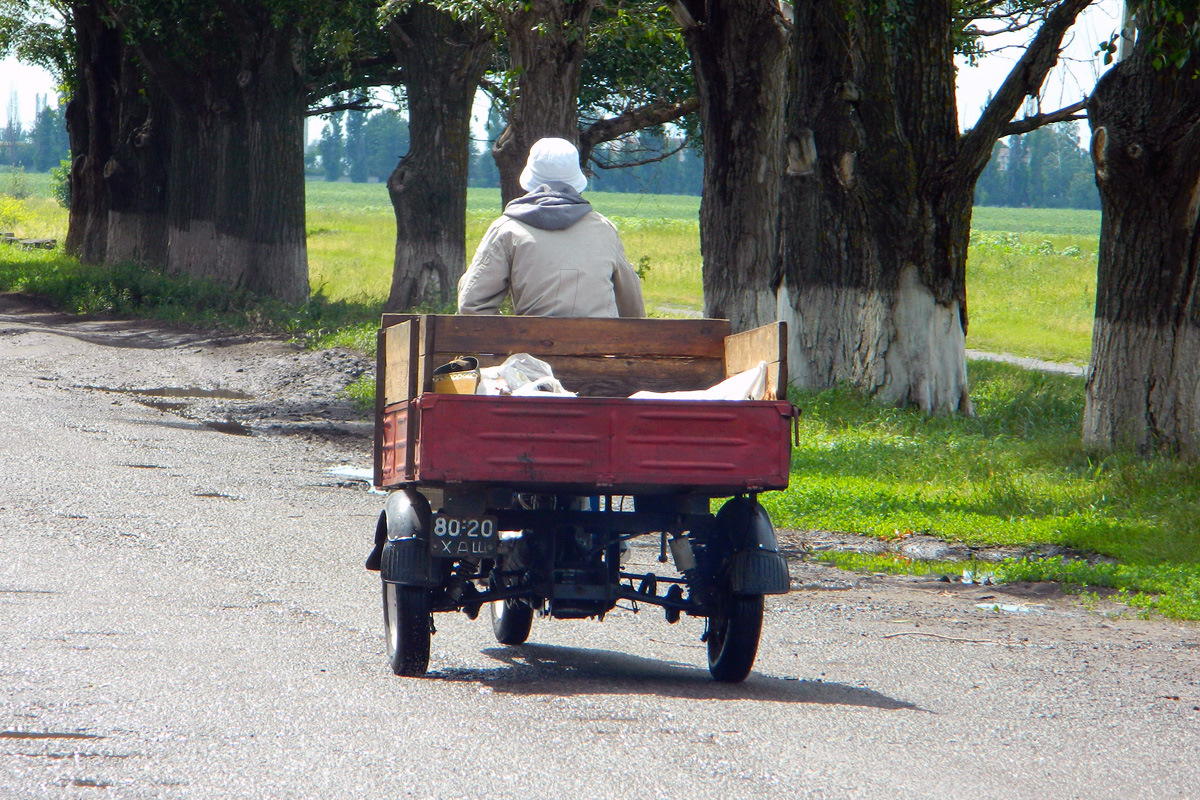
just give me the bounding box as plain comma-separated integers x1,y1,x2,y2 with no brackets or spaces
779,266,969,413
780,0,1088,413
1085,21,1200,456
1084,321,1200,453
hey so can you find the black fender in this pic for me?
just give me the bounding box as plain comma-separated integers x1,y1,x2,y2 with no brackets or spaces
365,489,440,588
713,496,791,596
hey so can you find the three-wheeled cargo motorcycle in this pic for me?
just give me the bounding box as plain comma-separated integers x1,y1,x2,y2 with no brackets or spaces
365,315,795,682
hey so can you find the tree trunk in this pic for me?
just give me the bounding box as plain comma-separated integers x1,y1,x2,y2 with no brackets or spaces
1085,42,1200,456
492,0,597,206
64,2,119,264
778,0,968,412
778,0,1089,414
384,7,492,311
673,0,789,332
104,51,169,267
151,24,308,303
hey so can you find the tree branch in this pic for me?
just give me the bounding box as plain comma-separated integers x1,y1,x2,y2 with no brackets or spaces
589,137,689,170
579,96,699,164
306,97,380,117
1000,99,1087,136
305,58,405,105
958,0,1095,180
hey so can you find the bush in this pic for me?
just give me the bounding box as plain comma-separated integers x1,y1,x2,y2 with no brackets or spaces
50,158,71,209
0,194,25,231
3,167,31,200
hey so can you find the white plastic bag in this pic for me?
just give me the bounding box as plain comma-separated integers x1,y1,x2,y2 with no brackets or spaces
475,353,576,396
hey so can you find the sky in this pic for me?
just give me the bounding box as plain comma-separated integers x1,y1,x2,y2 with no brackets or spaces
0,58,61,127
3,0,1127,143
956,0,1125,144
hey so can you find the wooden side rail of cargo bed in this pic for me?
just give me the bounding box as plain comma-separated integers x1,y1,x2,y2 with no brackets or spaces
373,314,789,487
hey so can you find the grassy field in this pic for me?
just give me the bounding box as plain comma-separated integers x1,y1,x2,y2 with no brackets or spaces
4,176,1099,361
5,176,1198,619
769,362,1200,619
306,183,705,313
311,184,1100,361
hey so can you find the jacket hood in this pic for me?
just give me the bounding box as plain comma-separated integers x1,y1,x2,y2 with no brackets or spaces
503,182,593,231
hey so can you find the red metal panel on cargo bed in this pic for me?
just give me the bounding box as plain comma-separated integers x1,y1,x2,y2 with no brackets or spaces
614,402,789,489
380,402,412,486
412,394,791,492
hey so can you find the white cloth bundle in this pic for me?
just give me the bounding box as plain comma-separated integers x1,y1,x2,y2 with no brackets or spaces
629,361,769,401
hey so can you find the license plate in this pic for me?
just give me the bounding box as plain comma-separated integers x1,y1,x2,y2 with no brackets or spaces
430,514,499,559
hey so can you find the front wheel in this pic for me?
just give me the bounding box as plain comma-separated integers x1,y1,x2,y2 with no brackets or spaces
706,594,764,683
490,598,534,645
383,581,431,676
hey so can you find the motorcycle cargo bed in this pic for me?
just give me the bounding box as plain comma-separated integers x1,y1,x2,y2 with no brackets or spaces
380,393,793,494
373,314,794,495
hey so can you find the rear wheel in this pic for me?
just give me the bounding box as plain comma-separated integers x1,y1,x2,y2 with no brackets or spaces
382,581,431,676
490,598,533,645
706,594,764,683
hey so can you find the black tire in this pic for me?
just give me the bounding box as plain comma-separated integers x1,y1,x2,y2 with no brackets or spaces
706,594,764,683
489,598,533,645
382,581,431,676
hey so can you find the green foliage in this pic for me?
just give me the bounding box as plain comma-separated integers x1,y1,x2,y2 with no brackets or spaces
319,105,346,182
0,0,75,84
974,122,1099,210
4,166,30,200
0,192,25,229
764,360,1200,619
589,130,703,195
634,255,651,281
580,3,693,117
30,102,69,171
0,245,380,342
953,0,1072,65
342,373,377,411
50,158,70,208
1131,0,1200,72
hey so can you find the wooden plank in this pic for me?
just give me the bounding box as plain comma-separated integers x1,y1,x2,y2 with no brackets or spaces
416,315,437,394
426,351,726,397
775,320,789,399
383,321,417,405
380,312,419,330
429,314,730,359
724,321,789,400
373,328,386,488
19,238,56,250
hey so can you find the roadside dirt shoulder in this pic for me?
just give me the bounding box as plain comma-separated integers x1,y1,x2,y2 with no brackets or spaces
0,293,373,451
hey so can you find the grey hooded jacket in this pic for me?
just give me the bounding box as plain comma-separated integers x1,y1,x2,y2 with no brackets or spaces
457,182,645,318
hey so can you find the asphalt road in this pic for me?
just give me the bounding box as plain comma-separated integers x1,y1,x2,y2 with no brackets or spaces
2,296,1198,800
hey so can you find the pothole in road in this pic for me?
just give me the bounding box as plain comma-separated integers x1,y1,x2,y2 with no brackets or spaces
202,419,252,436
84,385,256,436
85,385,254,401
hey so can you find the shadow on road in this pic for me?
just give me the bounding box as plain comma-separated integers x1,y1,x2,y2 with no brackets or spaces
0,294,230,350
428,643,922,711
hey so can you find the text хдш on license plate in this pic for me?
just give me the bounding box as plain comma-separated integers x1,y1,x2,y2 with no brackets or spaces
430,514,499,558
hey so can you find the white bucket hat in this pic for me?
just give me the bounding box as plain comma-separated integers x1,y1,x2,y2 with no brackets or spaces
519,137,587,193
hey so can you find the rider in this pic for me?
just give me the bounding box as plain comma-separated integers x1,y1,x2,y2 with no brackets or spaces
457,137,645,318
